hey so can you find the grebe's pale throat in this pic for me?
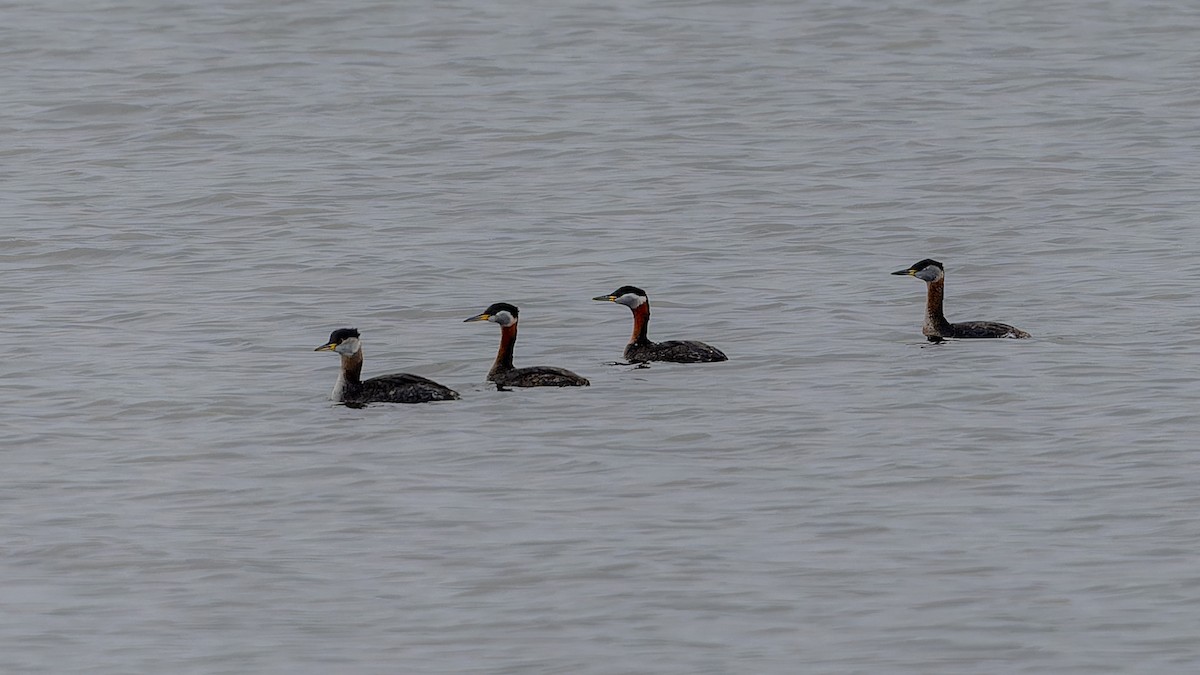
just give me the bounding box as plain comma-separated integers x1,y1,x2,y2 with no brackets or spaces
314,327,459,405
463,303,590,388
892,259,1031,341
593,285,728,363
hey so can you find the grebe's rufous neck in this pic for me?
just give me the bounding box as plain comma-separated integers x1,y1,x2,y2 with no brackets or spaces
592,285,728,363
314,327,459,405
463,302,590,388
892,259,1031,341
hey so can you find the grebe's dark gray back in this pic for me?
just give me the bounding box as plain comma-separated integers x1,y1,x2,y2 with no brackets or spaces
314,328,459,404
892,259,1031,341
592,285,728,363
463,303,590,388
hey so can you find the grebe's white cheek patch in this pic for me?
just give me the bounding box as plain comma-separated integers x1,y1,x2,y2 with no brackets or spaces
335,337,362,355
616,293,645,308
491,310,516,327
915,267,943,283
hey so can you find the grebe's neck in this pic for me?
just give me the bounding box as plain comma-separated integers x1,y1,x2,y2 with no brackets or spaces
629,301,651,345
490,322,517,377
924,278,954,336
341,349,364,384
331,349,364,400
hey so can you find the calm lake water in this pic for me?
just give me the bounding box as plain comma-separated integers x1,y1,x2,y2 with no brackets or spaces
4,0,1200,672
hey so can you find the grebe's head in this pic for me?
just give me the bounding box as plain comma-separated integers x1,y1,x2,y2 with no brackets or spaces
315,327,362,356
892,259,944,283
464,302,519,327
593,285,647,309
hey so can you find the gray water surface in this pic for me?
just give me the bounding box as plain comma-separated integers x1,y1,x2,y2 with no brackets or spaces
4,0,1200,673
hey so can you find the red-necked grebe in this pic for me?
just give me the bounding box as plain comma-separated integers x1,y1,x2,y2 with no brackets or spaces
592,285,728,363
314,328,459,404
463,303,590,387
892,259,1031,341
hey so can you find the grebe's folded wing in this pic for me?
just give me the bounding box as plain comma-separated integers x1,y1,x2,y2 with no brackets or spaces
950,321,1030,339
495,366,589,387
359,372,460,401
652,340,727,362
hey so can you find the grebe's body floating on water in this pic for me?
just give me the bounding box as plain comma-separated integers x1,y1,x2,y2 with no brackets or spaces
464,303,590,388
892,259,1031,341
314,328,459,404
592,286,728,363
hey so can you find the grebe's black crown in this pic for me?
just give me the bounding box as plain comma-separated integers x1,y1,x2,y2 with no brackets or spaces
484,302,519,317
612,285,647,297
911,259,943,271
328,327,360,344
